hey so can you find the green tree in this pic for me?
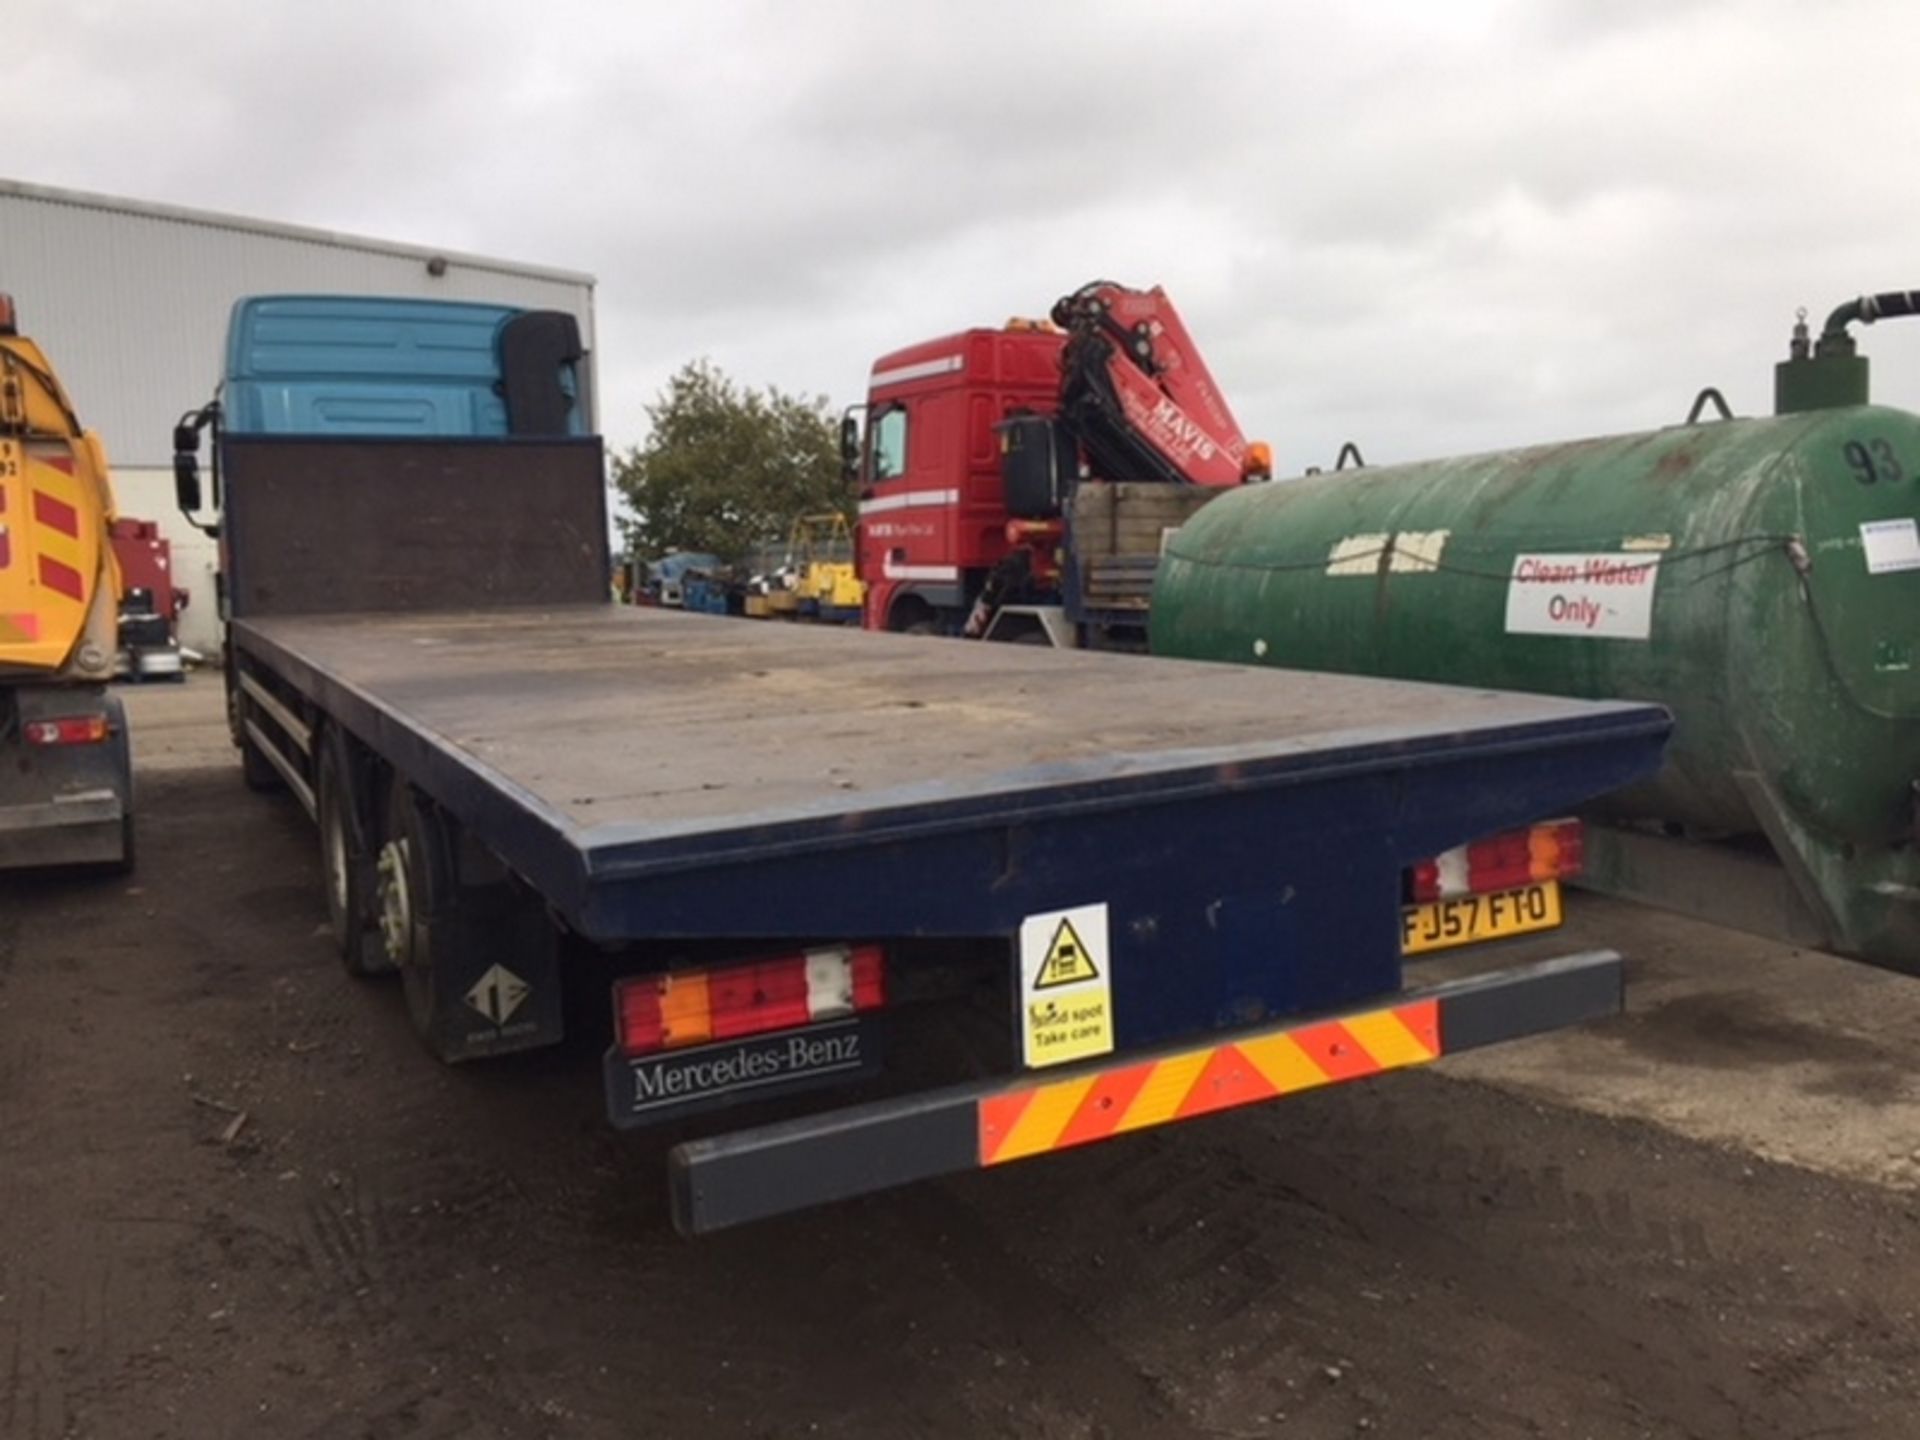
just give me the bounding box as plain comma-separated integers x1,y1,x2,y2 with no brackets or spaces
613,359,849,567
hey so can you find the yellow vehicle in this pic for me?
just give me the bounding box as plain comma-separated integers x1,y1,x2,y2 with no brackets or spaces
740,515,864,622
0,293,133,870
788,513,865,618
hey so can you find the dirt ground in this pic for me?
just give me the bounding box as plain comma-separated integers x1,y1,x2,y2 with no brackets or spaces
4,677,1920,1440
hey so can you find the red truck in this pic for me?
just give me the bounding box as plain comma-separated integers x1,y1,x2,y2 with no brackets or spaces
848,281,1268,647
842,281,1590,957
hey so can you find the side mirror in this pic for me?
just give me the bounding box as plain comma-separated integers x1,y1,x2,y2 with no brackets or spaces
839,413,861,480
173,451,202,515
173,423,203,515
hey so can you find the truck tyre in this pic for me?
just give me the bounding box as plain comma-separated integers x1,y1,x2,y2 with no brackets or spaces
103,695,136,875
377,780,458,1045
317,733,390,978
373,780,564,1063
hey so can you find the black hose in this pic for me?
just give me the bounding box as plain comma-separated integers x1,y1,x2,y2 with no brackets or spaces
1819,290,1920,342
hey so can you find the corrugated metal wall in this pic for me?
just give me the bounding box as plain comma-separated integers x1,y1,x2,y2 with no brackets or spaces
0,180,597,467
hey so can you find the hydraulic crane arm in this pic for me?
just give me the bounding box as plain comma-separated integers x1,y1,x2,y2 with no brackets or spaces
1051,281,1258,488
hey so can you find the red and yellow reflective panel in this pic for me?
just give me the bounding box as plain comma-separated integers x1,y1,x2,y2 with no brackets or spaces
0,437,106,671
978,998,1440,1165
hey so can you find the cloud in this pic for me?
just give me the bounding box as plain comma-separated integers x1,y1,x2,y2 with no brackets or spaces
14,0,1920,470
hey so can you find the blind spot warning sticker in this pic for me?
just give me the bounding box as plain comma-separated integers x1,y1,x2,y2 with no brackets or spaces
1019,903,1114,1068
1034,918,1100,988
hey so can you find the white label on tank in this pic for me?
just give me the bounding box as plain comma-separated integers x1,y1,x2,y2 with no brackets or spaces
1325,530,1450,576
1390,530,1450,573
1860,518,1920,575
1505,553,1660,640
1326,533,1389,575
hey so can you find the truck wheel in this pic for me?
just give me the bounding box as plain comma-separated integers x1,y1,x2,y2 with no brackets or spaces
377,780,481,1051
374,781,564,1064
318,735,390,978
104,698,136,875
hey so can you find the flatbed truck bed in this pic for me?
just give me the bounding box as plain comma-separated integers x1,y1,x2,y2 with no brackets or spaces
236,604,1666,941
183,350,1671,1234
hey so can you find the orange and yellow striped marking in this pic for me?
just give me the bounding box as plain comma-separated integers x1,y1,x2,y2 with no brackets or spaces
978,998,1440,1165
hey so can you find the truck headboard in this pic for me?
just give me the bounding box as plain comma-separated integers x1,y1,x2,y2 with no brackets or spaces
220,435,609,618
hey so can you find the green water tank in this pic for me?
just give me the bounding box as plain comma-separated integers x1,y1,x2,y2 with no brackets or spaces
1152,400,1920,966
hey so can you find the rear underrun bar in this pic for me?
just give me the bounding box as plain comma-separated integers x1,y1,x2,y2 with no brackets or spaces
668,950,1624,1234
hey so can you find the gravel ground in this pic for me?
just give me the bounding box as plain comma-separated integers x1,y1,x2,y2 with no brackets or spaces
3,677,1917,1440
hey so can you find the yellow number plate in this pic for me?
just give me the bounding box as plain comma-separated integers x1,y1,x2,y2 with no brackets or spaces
1400,882,1562,956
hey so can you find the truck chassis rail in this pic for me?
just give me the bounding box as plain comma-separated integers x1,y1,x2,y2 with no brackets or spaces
670,950,1622,1233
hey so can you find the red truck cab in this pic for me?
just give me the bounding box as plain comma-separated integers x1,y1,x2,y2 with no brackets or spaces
856,324,1064,634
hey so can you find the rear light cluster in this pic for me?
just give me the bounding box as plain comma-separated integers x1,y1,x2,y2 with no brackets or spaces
23,714,110,747
615,943,885,1057
1408,819,1584,903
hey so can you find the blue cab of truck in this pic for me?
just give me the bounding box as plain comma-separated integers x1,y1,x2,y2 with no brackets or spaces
216,295,588,439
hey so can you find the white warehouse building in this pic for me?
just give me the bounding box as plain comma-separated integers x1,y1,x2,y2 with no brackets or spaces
0,178,597,654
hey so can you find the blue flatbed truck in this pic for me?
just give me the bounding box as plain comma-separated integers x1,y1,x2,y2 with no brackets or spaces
174,296,1671,1234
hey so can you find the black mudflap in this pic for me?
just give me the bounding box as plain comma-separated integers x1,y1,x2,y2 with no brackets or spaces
427,873,566,1063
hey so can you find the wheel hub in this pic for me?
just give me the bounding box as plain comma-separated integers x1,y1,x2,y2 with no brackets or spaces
376,838,413,966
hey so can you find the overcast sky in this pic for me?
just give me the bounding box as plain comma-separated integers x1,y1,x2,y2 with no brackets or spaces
18,0,1920,472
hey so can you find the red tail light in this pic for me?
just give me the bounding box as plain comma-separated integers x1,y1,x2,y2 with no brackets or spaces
23,714,110,746
1408,819,1584,902
616,944,885,1057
